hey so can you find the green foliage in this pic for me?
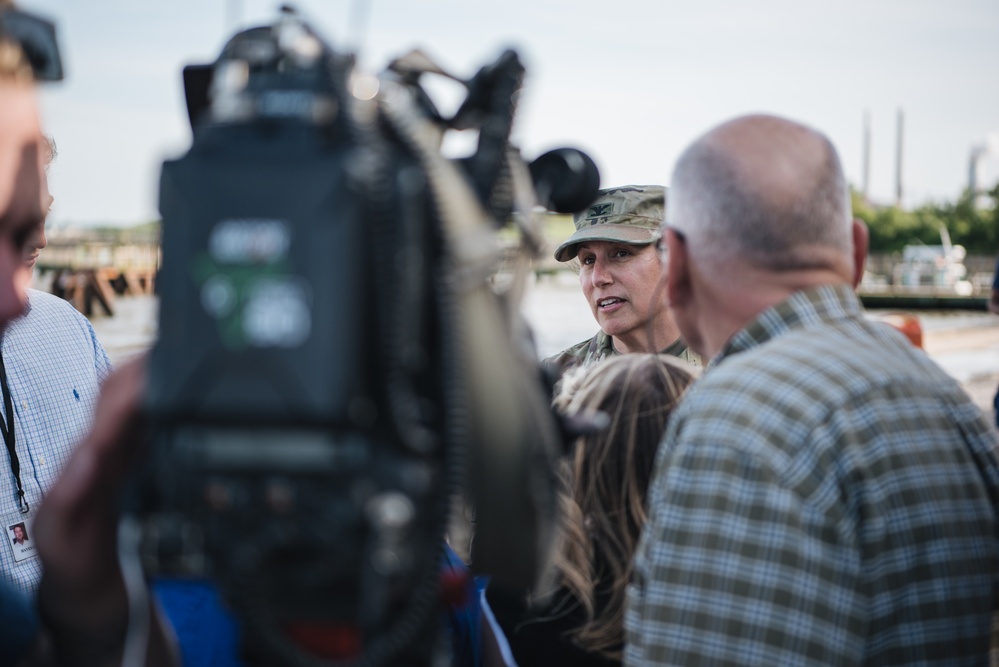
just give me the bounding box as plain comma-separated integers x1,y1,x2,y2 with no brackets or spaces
853,186,999,254
499,213,574,243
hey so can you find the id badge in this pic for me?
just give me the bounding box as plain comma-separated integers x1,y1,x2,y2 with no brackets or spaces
5,513,37,563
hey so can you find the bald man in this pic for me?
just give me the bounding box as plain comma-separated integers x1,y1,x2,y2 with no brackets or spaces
625,115,999,665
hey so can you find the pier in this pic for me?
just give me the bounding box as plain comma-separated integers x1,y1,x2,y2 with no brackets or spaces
857,289,988,311
858,253,994,311
38,219,995,317
36,227,159,317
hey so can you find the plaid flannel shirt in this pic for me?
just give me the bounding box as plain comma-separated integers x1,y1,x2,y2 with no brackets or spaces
626,284,999,666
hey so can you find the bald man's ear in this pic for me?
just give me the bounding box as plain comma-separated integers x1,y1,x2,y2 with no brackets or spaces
665,228,691,309
851,218,869,289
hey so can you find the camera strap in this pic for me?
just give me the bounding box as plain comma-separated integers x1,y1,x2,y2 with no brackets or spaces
0,352,28,514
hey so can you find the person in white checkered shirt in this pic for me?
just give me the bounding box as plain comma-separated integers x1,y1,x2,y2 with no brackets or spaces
0,134,111,596
0,18,174,663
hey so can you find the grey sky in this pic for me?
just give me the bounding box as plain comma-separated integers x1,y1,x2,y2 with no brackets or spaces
28,0,999,226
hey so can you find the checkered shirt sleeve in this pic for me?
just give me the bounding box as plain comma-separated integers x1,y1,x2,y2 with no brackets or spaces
625,285,999,666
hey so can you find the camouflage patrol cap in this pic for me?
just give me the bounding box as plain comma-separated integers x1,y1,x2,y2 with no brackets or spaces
553,185,666,262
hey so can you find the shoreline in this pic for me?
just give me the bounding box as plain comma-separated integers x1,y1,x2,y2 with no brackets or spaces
87,293,999,417
922,324,999,414
961,373,998,415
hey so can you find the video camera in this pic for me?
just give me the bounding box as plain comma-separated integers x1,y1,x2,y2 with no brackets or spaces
127,7,599,666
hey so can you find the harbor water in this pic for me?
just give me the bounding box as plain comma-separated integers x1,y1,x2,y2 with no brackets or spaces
85,271,999,412
523,272,999,411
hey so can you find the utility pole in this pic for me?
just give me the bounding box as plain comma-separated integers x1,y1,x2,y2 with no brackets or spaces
894,108,904,209
862,110,871,201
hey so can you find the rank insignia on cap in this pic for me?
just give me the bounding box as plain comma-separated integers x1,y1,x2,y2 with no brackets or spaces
587,203,613,218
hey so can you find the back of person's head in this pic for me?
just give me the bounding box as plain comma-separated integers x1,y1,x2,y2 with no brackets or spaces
669,114,852,274
550,353,697,659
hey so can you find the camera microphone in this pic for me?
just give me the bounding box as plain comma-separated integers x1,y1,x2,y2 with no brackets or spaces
529,148,601,213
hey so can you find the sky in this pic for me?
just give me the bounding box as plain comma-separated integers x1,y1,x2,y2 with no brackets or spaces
26,0,999,227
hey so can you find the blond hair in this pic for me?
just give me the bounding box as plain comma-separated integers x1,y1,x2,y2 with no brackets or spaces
547,354,696,660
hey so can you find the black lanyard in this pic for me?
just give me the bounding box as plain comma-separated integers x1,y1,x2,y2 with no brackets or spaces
0,352,28,513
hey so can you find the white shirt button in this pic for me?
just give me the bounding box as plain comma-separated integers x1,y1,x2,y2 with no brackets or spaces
20,401,27,410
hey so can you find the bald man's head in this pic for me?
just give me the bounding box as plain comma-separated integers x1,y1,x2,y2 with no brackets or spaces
668,114,852,276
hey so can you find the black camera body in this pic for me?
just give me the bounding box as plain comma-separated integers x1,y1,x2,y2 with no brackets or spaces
134,15,451,663
128,8,597,665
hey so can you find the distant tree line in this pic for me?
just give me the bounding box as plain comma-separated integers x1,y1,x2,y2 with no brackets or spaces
46,222,158,246
853,185,999,255
81,202,999,258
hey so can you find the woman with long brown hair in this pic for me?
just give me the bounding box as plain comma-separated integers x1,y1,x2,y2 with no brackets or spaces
485,353,697,666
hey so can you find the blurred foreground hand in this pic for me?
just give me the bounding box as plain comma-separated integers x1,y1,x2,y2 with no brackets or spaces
29,358,179,667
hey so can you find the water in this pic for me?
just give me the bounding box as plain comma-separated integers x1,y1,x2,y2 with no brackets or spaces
84,277,999,389
85,274,604,365
89,296,158,366
911,310,998,333
522,272,596,357
521,275,999,412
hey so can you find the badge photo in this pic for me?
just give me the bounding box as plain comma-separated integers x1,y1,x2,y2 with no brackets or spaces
7,516,37,563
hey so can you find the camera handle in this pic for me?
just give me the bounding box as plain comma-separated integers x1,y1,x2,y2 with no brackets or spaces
378,67,561,592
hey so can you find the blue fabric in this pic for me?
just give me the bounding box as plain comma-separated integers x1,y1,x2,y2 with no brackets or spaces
994,382,999,429
0,574,38,662
0,289,111,594
155,545,481,667
441,543,481,667
995,257,999,428
153,579,242,667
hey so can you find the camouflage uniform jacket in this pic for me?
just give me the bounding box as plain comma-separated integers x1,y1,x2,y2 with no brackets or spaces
541,330,701,385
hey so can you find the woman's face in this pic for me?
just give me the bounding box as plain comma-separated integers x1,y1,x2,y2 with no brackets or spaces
576,241,668,354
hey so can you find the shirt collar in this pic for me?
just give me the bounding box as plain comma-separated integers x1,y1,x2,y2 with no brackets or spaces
1,292,33,345
660,336,690,358
714,284,862,366
603,330,689,358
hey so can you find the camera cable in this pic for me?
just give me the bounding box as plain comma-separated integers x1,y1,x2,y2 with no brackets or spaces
118,516,151,667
